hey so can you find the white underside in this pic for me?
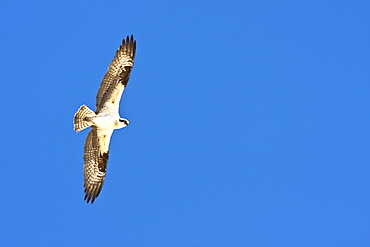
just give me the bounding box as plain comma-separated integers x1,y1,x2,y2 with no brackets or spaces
92,112,120,129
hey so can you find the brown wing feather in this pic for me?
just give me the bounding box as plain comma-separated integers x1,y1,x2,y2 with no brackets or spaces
83,126,114,203
96,35,136,113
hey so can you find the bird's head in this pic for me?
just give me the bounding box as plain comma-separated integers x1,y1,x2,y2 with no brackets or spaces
116,118,129,129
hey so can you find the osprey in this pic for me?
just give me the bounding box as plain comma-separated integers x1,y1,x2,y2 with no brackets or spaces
74,35,136,203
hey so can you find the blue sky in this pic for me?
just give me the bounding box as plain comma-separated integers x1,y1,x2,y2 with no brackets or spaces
1,1,370,246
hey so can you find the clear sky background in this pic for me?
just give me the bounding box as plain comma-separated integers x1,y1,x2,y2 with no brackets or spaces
1,1,369,246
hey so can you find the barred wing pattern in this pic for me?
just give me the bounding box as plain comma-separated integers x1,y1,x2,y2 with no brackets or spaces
96,35,136,113
83,126,114,203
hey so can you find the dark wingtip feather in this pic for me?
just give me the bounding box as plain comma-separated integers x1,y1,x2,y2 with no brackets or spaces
121,35,136,58
84,181,104,204
84,186,96,204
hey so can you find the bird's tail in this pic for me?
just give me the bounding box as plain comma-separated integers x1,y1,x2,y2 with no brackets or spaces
74,105,96,132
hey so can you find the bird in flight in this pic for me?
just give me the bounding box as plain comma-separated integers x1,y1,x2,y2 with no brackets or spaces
73,35,136,203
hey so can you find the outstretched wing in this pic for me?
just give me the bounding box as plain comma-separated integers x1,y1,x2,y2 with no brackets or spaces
83,126,114,203
96,35,136,113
